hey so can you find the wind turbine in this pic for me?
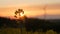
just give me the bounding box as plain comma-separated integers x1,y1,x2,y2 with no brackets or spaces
43,5,47,20
14,9,25,34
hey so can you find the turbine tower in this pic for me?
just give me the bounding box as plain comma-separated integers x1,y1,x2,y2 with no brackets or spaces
43,5,47,20
14,9,25,34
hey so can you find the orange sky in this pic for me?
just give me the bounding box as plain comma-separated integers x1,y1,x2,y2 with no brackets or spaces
0,5,60,19
0,0,60,19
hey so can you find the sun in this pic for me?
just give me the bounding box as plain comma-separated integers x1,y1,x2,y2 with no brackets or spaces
15,12,25,19
18,12,25,20
20,12,24,16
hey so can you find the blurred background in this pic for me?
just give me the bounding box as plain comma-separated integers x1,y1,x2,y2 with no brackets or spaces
0,0,60,34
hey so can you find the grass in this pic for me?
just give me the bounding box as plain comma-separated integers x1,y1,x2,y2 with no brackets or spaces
0,27,57,34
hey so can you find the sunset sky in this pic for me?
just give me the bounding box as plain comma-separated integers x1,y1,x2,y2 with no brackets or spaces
0,0,60,19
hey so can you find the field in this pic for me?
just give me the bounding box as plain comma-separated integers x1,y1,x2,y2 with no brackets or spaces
0,27,57,34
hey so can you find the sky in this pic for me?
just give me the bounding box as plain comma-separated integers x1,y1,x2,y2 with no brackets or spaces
0,0,60,19
0,0,60,7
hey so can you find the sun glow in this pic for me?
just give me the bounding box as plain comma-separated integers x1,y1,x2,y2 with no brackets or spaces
20,12,24,16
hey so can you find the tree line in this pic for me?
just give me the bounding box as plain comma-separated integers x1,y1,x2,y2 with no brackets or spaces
0,17,60,34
